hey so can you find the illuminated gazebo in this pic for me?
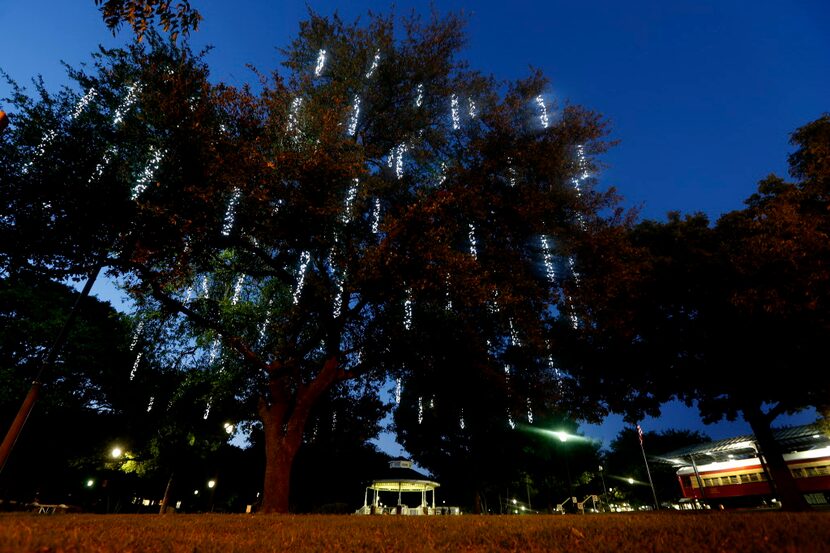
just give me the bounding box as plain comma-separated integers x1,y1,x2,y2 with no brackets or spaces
357,459,440,515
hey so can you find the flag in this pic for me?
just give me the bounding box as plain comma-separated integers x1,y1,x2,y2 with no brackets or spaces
637,424,644,446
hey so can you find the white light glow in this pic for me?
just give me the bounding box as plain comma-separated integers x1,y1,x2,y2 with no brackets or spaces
146,396,154,412
451,94,460,130
129,352,142,380
200,275,210,299
540,235,556,283
527,398,534,423
314,49,327,77
203,401,211,420
221,188,242,236
342,178,359,222
332,270,346,318
415,84,424,107
89,145,116,183
459,408,465,430
347,96,361,136
130,320,144,351
395,143,406,179
404,288,413,330
113,82,141,126
70,88,98,120
418,397,424,424
366,51,381,78
208,338,221,364
131,146,165,200
293,251,311,305
231,275,245,305
372,198,381,233
468,223,478,259
468,98,477,118
395,378,402,404
535,95,549,129
287,97,303,138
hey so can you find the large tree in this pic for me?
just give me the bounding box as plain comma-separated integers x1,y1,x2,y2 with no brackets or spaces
571,116,830,511
2,11,623,512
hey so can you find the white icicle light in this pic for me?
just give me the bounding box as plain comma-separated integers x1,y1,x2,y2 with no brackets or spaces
130,352,142,380
395,143,406,179
287,97,303,138
468,223,478,259
231,275,245,305
468,98,477,118
568,256,581,285
113,82,141,126
366,51,381,78
221,188,242,236
508,414,516,429
203,400,211,420
200,275,210,299
131,146,165,200
403,288,413,331
342,178,359,223
459,408,466,430
395,378,402,404
70,88,98,121
372,198,381,233
89,145,116,183
130,321,144,351
527,398,534,424
418,397,424,424
415,83,424,108
208,338,221,364
332,270,346,318
451,94,460,130
293,251,311,305
509,319,521,347
347,96,361,136
314,49,327,77
445,273,453,311
540,235,556,283
535,95,549,129
331,410,337,431
147,396,154,412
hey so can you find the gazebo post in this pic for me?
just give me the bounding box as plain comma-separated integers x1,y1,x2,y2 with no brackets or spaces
432,488,435,510
397,482,402,511
363,487,368,509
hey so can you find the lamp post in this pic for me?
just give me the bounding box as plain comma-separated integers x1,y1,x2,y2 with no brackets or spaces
552,431,575,512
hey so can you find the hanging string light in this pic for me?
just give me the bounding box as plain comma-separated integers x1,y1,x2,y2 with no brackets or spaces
231,275,245,305
417,397,424,424
415,84,424,108
293,251,312,305
70,87,98,120
526,398,534,424
146,396,154,412
535,95,549,129
203,401,211,420
395,378,402,404
129,352,142,381
403,288,413,331
287,97,303,139
131,146,165,200
221,188,242,236
468,223,478,259
347,95,361,136
113,82,141,126
467,98,477,119
372,198,381,233
450,94,460,130
332,270,346,318
540,235,556,283
314,49,327,77
129,320,145,351
199,275,210,299
366,50,381,78
459,408,465,430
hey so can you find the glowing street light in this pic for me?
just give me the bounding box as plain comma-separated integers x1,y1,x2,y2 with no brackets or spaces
86,479,95,488
111,447,123,459
207,479,216,489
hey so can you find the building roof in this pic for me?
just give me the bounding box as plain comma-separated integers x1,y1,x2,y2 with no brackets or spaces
370,459,440,492
658,423,829,466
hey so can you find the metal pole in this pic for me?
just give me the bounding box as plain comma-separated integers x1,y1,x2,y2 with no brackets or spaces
0,265,102,472
639,440,659,510
599,465,609,512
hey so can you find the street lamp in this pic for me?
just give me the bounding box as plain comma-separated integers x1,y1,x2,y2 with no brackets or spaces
111,446,123,459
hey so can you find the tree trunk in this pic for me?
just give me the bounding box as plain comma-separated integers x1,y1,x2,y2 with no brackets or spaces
742,401,811,511
259,400,304,514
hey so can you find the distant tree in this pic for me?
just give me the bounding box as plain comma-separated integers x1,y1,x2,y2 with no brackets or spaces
94,0,201,42
604,428,709,508
572,116,830,511
1,10,625,513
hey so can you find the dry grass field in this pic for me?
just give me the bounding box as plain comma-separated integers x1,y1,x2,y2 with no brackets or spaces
1,511,829,553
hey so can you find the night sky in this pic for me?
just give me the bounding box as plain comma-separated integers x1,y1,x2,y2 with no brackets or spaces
1,0,824,452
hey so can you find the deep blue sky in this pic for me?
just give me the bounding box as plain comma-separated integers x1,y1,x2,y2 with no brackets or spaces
1,1,823,452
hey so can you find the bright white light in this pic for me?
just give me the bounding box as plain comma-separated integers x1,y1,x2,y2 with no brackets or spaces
146,396,154,412
231,275,245,305
86,479,94,488
404,288,413,330
208,338,221,364
200,275,210,299
395,378,402,404
540,235,556,283
70,87,98,120
287,97,303,138
208,479,216,489
113,82,141,126
459,408,465,430
89,145,116,183
372,198,381,233
468,98,477,118
451,94,460,130
342,178,359,222
314,49,327,77
508,415,515,429
224,422,234,434
332,270,346,318
568,256,581,285
111,447,123,459
129,352,142,380
395,143,406,179
130,321,144,351
418,397,424,424
535,95,549,129
509,319,521,347
347,96,361,136
203,400,211,420
293,251,311,305
221,188,242,236
415,84,424,107
366,51,381,78
468,223,478,259
527,398,534,423
131,146,165,200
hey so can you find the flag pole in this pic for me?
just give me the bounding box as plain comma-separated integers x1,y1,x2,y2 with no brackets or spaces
637,424,660,510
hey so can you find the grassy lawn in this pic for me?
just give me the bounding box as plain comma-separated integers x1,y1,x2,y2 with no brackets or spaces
2,511,829,552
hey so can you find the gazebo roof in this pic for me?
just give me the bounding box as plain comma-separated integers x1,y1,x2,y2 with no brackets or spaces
370,459,440,492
